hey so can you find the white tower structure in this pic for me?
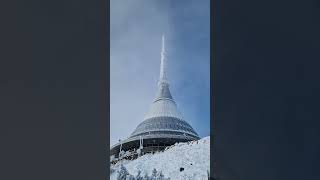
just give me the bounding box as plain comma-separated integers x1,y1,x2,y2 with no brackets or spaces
110,35,199,159
130,35,199,138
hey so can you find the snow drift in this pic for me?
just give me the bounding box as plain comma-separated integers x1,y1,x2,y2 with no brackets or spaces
110,136,210,180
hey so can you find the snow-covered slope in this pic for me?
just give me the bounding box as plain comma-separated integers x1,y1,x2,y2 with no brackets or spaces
110,136,210,180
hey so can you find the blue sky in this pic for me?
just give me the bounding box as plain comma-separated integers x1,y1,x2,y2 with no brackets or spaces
110,0,210,146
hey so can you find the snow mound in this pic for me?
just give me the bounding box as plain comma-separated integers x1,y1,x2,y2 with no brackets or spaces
111,136,210,180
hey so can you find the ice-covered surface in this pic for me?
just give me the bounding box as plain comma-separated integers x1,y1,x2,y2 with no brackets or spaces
110,136,210,180
144,98,184,120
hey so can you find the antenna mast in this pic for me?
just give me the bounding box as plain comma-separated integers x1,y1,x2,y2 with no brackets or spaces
159,35,168,85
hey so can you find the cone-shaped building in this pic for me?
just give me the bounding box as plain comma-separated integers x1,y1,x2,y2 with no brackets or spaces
110,35,199,159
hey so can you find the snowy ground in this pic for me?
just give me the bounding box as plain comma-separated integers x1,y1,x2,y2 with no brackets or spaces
110,136,210,180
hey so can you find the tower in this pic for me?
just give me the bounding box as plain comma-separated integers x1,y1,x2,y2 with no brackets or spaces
130,35,199,139
110,35,199,159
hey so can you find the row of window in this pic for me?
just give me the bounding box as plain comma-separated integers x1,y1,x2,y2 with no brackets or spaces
135,122,195,134
131,131,198,139
137,123,191,131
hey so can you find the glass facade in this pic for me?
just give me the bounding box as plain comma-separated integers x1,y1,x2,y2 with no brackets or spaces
130,116,199,139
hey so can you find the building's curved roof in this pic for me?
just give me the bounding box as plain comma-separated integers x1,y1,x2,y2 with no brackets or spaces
130,81,199,139
144,83,184,120
131,116,199,138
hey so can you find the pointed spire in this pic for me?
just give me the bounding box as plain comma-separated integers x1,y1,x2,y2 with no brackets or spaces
154,34,172,101
159,34,168,85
